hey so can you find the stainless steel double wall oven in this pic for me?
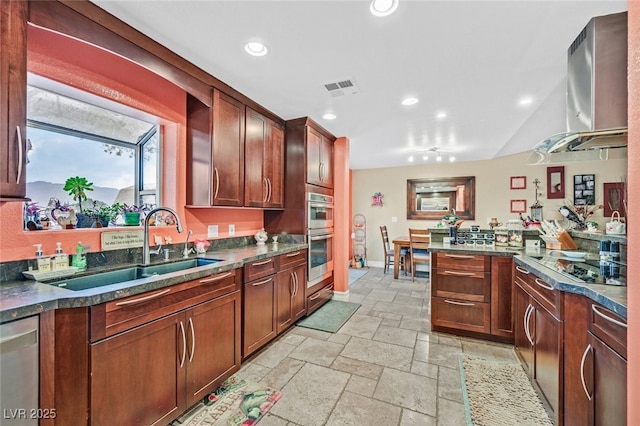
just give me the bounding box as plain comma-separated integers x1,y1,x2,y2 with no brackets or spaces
306,192,334,286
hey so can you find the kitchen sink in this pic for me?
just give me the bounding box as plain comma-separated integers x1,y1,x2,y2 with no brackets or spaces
45,258,222,291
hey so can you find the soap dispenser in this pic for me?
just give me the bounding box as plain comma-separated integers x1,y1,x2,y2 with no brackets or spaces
71,241,87,271
52,242,69,271
34,244,51,272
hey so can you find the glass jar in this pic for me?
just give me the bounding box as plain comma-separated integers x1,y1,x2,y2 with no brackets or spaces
494,227,508,246
507,220,524,247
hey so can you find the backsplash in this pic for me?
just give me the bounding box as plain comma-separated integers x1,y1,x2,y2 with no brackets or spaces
0,234,305,283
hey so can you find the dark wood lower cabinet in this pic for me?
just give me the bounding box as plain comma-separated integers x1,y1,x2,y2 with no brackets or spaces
514,272,563,424
243,274,276,357
90,289,241,425
586,331,627,426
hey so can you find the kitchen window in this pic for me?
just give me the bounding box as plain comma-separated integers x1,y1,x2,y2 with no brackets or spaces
25,76,161,219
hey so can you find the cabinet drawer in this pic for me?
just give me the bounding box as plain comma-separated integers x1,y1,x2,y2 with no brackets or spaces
306,283,333,314
279,249,307,270
244,256,276,281
432,297,491,334
515,265,562,318
91,269,238,341
433,269,490,302
589,303,627,359
436,253,489,272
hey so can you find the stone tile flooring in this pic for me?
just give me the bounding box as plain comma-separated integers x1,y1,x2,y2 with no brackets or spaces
236,267,517,425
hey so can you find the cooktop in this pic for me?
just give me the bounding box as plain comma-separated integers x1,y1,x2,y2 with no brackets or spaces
527,255,626,286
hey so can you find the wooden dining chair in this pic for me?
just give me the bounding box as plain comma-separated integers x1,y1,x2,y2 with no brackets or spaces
408,228,430,281
379,226,406,275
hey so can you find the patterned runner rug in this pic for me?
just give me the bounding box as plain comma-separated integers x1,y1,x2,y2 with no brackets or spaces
171,376,281,426
459,354,553,426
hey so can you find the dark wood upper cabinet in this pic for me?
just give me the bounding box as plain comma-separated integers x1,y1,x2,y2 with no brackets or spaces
244,107,284,208
306,126,334,188
0,0,28,200
187,90,245,207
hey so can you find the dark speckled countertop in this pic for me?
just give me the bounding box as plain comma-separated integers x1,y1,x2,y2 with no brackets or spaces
0,243,307,323
429,242,627,319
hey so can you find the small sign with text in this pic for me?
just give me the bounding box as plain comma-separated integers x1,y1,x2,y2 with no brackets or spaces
101,230,144,251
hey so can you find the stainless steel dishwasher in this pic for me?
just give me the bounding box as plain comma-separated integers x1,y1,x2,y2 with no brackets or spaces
0,316,39,426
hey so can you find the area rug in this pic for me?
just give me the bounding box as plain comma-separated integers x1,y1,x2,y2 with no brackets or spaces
348,268,368,284
296,300,361,333
172,376,281,426
459,354,553,426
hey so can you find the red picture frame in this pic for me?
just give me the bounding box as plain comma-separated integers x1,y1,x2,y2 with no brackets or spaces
547,166,565,199
510,199,527,213
510,176,527,190
603,182,626,217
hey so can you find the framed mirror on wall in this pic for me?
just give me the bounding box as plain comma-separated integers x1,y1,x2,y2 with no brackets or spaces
547,166,565,199
406,176,475,220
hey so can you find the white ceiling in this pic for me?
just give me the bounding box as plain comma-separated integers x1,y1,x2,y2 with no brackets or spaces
91,0,627,170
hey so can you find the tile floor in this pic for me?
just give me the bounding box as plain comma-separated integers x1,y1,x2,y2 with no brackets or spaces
236,267,517,426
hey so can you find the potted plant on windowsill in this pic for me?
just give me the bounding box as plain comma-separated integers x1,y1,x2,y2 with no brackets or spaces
122,204,142,226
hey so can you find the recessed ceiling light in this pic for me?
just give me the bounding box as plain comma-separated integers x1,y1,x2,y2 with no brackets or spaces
518,97,533,106
322,113,336,120
449,155,455,162
436,154,442,162
436,111,447,119
370,0,399,17
408,155,414,162
244,41,268,57
402,97,418,106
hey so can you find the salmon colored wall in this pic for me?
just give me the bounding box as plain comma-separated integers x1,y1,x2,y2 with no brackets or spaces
0,26,263,263
627,2,638,423
333,137,350,294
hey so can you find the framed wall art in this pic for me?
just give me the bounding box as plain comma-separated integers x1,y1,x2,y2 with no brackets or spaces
574,174,595,206
510,199,527,213
510,176,527,190
546,166,565,199
603,182,626,217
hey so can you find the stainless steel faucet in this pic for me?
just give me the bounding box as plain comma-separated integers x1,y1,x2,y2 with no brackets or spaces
143,207,183,265
182,230,193,258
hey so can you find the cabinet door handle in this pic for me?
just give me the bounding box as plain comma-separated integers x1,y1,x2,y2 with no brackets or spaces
592,304,627,329
309,292,320,301
115,288,171,306
524,304,535,346
213,167,220,199
515,266,530,274
263,178,269,202
319,162,323,182
252,277,273,286
16,126,23,184
199,271,232,283
179,321,186,368
289,271,295,296
286,251,301,257
294,272,299,296
580,344,593,401
252,258,273,266
443,270,476,276
267,178,272,202
533,278,553,291
444,254,475,259
188,317,195,363
443,299,475,306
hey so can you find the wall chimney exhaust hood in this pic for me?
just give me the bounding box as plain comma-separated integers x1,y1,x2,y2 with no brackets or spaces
529,11,628,165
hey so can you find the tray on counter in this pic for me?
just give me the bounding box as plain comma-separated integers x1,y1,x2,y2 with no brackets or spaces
22,267,79,282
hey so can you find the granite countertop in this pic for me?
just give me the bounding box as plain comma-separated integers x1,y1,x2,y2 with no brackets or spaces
0,243,308,323
429,242,627,319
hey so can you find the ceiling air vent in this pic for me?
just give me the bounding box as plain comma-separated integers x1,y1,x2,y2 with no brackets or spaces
323,78,359,97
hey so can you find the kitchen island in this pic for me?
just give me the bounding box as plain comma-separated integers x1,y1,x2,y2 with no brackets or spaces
429,241,627,425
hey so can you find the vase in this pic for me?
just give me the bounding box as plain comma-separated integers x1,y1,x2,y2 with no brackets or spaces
124,212,140,226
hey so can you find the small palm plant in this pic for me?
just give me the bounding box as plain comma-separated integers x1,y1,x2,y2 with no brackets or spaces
63,176,94,212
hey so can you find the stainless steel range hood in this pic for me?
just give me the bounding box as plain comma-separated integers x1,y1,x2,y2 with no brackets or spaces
529,11,628,164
